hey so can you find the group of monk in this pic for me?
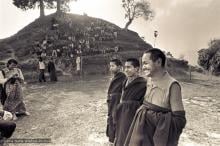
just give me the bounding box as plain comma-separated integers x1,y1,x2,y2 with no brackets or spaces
106,48,186,146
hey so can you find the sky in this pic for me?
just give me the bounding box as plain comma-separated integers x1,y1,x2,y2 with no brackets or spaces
0,0,220,65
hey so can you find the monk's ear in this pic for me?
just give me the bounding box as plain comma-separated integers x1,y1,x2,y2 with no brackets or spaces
117,66,122,71
156,58,162,67
135,67,140,72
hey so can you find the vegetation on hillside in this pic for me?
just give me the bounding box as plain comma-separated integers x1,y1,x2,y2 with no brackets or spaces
198,39,220,74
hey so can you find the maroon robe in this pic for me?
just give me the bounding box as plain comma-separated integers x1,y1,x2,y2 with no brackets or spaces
124,101,186,146
106,72,126,143
114,77,147,146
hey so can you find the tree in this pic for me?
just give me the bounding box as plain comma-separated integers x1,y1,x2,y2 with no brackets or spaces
13,0,55,18
56,0,77,13
198,39,220,73
122,0,154,30
13,0,76,17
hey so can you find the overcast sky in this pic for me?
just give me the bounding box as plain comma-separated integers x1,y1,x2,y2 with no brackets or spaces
0,0,220,65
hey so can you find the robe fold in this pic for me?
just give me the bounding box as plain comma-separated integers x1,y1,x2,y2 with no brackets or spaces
124,101,186,146
114,77,147,146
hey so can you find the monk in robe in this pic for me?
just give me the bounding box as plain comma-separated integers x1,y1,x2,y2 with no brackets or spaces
125,48,186,146
106,59,126,145
114,58,146,146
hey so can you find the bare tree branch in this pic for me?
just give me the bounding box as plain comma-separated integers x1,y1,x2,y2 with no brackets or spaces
122,0,154,29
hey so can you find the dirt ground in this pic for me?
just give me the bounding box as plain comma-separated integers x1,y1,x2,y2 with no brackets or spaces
2,72,220,146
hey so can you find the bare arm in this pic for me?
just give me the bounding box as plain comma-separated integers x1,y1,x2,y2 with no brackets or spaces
0,71,7,84
170,82,184,112
18,69,24,81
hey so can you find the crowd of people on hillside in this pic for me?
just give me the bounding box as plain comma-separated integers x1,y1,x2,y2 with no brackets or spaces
30,17,121,85
32,17,120,61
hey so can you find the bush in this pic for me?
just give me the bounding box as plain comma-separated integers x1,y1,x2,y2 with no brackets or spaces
198,39,220,72
167,58,189,69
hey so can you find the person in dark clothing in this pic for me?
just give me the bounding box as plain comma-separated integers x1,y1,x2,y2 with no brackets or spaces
124,48,186,146
106,59,126,145
51,17,59,30
48,58,57,82
0,70,7,106
0,84,6,106
0,120,16,138
0,110,16,145
114,58,147,146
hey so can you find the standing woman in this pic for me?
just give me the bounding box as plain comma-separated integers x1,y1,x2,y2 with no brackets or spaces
2,59,30,120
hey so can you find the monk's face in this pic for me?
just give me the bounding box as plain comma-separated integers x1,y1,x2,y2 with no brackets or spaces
142,53,158,77
110,62,120,74
124,61,139,77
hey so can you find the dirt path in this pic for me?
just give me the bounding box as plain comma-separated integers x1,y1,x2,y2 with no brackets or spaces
9,77,110,146
6,73,220,146
179,74,220,146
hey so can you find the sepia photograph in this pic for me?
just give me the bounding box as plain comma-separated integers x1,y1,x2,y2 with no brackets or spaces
0,0,220,145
